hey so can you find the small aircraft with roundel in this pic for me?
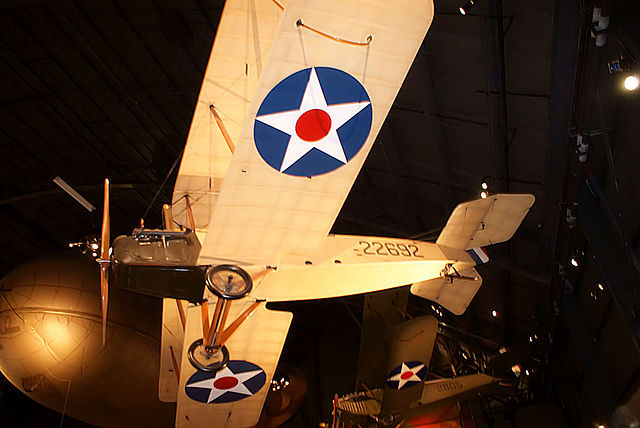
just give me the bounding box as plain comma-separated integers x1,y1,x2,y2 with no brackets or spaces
93,0,535,426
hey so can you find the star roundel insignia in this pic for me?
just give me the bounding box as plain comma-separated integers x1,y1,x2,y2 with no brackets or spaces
185,360,266,404
254,67,372,177
386,361,427,391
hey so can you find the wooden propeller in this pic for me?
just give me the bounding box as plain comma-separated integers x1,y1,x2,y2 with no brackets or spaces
98,178,110,346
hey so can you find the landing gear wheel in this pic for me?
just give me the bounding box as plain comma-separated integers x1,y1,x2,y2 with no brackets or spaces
205,264,253,300
378,413,397,427
187,339,230,372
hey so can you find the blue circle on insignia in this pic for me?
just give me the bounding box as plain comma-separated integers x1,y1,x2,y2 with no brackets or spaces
254,67,372,177
185,360,266,404
385,360,427,390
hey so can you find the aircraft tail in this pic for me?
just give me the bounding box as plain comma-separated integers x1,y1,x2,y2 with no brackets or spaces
411,194,534,315
435,194,535,252
410,263,482,315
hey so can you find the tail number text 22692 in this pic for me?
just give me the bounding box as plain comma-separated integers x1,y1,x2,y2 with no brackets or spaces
353,241,423,258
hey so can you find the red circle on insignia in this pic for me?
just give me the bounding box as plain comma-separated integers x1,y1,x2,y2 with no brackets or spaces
295,109,331,142
214,376,239,390
401,371,414,380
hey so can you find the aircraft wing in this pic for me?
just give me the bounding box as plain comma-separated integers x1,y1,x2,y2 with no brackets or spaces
159,298,186,402
198,0,434,266
176,298,292,427
407,373,499,418
172,0,286,239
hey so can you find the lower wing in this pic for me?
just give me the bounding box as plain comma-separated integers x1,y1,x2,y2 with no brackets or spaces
176,299,292,427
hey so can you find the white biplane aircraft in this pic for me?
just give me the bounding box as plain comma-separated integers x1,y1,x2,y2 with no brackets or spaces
93,0,534,426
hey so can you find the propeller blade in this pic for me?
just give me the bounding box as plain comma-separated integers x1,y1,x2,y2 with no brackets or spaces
100,178,110,346
100,265,109,346
101,178,110,259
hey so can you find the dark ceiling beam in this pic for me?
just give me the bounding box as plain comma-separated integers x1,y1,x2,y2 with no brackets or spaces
489,256,551,286
377,125,421,227
417,47,455,215
0,41,123,175
391,106,534,137
495,0,511,193
52,5,179,159
0,183,136,206
10,8,155,165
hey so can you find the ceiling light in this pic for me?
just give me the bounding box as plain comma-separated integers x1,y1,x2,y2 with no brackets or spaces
570,258,578,267
459,0,476,15
481,181,488,190
597,283,604,291
90,242,99,250
481,191,488,199
624,75,639,91
491,310,497,317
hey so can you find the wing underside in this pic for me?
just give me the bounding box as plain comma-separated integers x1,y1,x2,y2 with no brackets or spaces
176,299,292,427
172,0,286,237
198,0,434,266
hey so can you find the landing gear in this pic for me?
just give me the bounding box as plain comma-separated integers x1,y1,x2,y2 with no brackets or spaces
186,264,266,373
205,264,253,299
187,339,229,372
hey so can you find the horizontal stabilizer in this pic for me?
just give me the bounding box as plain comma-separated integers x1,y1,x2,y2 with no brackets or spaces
410,264,481,315
436,194,535,251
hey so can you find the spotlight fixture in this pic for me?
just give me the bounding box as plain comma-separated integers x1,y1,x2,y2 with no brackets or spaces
608,56,631,75
481,181,488,190
480,191,488,199
608,55,639,92
624,75,639,91
491,309,498,317
458,0,476,15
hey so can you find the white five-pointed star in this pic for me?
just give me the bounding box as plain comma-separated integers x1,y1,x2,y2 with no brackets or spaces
387,362,425,390
186,366,263,403
255,68,371,172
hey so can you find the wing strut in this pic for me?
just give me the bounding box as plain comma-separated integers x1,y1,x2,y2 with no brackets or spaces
184,195,196,231
209,105,235,154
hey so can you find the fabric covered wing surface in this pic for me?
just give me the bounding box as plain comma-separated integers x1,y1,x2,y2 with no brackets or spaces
176,300,292,427
172,0,285,237
198,0,434,266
